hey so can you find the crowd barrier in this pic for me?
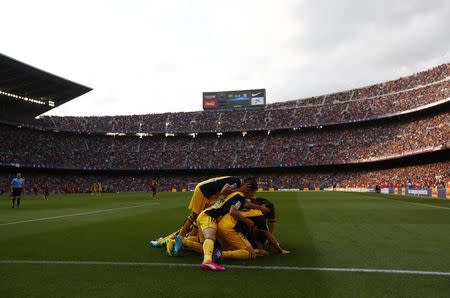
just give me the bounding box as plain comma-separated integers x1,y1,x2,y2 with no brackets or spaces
167,187,449,199
323,187,449,199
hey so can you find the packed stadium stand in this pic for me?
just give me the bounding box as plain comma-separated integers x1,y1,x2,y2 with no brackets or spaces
0,59,448,193
29,63,448,133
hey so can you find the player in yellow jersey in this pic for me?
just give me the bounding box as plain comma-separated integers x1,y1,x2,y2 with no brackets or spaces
172,199,287,262
195,178,269,271
183,176,244,235
98,182,103,195
216,208,289,261
150,176,248,247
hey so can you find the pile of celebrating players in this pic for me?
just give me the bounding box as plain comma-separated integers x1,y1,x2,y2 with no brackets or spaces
149,176,289,271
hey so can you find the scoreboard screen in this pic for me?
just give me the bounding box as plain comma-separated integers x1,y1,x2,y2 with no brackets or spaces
203,88,266,110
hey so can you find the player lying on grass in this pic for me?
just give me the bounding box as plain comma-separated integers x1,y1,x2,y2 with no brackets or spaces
168,198,289,262
150,176,253,247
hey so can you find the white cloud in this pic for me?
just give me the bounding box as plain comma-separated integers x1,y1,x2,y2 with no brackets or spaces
1,0,448,116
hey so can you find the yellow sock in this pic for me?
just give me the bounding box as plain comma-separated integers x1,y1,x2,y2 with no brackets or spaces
202,239,214,263
183,239,203,254
222,250,250,260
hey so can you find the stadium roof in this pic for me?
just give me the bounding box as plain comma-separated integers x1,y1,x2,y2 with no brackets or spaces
0,53,92,122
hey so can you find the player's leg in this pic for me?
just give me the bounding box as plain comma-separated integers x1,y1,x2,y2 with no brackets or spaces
166,236,204,256
220,231,256,260
172,235,203,255
174,222,199,255
197,213,223,271
222,248,255,260
268,218,276,234
182,236,203,254
181,188,209,236
11,195,16,208
202,227,216,263
179,212,197,237
165,239,175,256
150,229,180,247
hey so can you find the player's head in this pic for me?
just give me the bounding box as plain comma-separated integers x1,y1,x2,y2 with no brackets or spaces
255,197,275,220
241,177,258,198
16,173,21,178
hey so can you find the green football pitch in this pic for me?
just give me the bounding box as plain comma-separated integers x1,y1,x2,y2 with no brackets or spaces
0,191,449,297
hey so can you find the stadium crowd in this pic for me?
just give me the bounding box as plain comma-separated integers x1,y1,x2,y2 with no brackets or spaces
0,64,448,195
28,63,448,134
1,111,448,170
0,161,448,194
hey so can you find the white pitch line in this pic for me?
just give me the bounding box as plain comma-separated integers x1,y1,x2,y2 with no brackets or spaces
0,260,449,277
405,201,450,210
359,195,450,210
0,203,159,226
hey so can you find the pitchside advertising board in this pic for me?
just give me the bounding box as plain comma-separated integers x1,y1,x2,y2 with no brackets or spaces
203,89,266,110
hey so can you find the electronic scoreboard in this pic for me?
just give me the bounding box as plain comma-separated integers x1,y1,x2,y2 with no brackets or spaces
203,88,266,110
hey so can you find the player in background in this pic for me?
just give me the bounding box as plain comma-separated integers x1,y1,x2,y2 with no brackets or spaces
91,183,98,196
43,184,49,200
149,180,157,199
98,182,103,195
11,173,25,208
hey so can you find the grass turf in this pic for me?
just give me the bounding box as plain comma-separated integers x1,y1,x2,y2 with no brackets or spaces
0,191,449,297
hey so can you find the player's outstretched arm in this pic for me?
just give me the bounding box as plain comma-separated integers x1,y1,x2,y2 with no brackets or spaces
222,182,253,197
264,230,290,254
244,201,270,214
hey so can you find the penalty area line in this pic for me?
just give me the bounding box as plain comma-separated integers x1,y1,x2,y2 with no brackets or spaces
0,260,449,277
0,203,159,226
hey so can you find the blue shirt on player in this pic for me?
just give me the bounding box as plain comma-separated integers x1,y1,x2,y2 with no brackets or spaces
11,178,25,189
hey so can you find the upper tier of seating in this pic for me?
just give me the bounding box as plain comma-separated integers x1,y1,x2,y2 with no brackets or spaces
28,63,448,134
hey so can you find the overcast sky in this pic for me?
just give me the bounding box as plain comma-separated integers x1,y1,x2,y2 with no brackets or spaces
1,0,449,116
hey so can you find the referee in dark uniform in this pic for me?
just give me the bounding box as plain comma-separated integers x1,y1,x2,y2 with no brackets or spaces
11,173,25,208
